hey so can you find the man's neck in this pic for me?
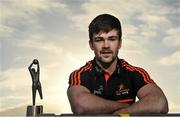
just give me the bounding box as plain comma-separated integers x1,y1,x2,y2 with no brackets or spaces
95,58,118,75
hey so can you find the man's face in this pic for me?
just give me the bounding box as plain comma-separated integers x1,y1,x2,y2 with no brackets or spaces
89,29,121,64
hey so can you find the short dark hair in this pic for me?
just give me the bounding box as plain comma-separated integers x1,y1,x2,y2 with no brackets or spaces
88,14,122,41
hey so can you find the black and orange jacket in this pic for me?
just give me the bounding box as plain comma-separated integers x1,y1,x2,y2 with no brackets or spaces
68,58,154,104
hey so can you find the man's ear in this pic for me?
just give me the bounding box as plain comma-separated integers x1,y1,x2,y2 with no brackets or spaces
89,40,94,50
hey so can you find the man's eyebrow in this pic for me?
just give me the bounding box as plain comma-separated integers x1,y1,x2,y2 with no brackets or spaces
108,36,118,38
94,36,104,39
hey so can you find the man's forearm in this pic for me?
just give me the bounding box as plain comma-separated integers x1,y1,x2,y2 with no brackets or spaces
72,93,128,114
69,92,129,114
113,94,168,114
76,94,128,114
112,84,169,114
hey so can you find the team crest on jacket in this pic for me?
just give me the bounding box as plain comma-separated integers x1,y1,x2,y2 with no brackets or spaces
116,84,130,96
93,85,104,95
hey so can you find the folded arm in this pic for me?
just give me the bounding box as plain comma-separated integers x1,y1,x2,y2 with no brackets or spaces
113,83,169,114
67,85,129,114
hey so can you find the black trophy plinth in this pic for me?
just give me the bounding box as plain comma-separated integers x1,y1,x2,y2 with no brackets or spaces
26,105,43,116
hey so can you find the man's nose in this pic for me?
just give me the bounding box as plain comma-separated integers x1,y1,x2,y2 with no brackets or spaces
103,40,110,48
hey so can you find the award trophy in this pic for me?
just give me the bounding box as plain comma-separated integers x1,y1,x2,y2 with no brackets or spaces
26,59,43,116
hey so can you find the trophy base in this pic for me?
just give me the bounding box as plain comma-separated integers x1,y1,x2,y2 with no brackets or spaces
26,105,43,116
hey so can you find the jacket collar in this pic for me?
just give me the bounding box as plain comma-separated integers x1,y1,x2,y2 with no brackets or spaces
92,57,121,75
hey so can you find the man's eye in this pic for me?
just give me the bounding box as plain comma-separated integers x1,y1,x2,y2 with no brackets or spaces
109,38,117,41
95,39,102,42
94,38,103,42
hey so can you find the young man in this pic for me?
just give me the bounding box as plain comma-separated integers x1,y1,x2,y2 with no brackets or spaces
67,14,168,114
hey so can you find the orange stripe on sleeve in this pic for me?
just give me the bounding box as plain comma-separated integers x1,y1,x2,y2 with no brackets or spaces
76,62,92,85
123,64,148,83
77,64,90,85
70,61,93,86
117,98,134,103
78,62,92,85
73,70,77,85
121,61,151,84
138,67,154,83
